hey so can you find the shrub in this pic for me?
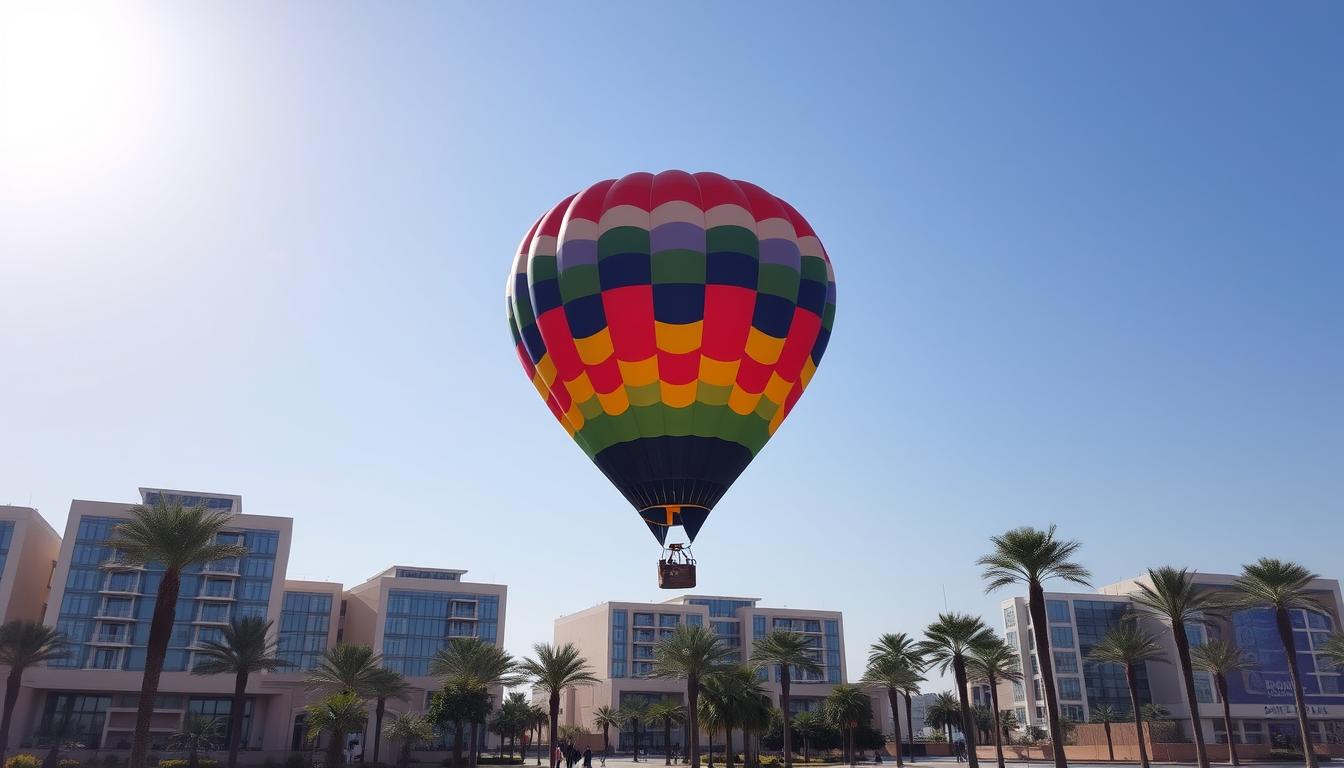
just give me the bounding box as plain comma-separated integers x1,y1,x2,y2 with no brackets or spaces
5,756,42,768
157,760,220,768
758,757,781,767
59,761,81,768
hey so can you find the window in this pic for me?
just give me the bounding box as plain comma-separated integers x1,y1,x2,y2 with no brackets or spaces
1054,652,1079,673
611,660,625,678
1058,678,1082,701
659,614,680,628
753,615,767,637
687,614,702,627
1031,655,1039,674
632,661,654,677
1062,704,1085,722
1015,707,1027,726
633,613,654,627
1012,682,1025,702
1050,626,1075,649
1033,680,1043,701
1004,606,1016,628
1194,672,1215,703
1046,601,1071,623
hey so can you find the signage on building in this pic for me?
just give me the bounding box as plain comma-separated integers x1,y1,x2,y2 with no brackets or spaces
1261,704,1335,718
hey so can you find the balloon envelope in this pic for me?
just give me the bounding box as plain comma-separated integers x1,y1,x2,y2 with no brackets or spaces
506,171,836,544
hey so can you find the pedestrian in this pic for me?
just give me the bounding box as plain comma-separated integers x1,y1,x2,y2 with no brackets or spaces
583,748,593,768
554,745,564,768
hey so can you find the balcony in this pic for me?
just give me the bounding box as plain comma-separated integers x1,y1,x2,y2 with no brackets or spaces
201,562,240,576
94,610,136,622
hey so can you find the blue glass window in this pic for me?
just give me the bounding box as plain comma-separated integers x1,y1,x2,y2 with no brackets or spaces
278,592,333,672
1058,678,1082,700
1054,652,1078,673
1050,626,1075,649
1046,601,1071,623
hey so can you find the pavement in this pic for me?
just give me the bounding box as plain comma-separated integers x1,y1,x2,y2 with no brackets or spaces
580,760,1326,768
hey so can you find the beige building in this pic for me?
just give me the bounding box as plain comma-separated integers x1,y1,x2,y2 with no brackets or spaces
3,488,509,763
550,595,845,752
0,505,62,624
988,571,1344,750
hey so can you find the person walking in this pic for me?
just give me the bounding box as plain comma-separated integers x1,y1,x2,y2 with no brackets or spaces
554,745,564,768
583,748,593,768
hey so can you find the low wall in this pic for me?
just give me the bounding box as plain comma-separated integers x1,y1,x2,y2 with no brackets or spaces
974,722,1344,763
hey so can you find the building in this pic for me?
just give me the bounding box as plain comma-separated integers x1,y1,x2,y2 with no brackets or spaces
989,571,1344,750
0,505,62,623
550,595,845,752
870,690,938,742
3,487,509,762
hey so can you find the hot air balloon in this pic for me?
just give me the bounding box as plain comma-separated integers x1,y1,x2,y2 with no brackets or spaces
506,171,836,588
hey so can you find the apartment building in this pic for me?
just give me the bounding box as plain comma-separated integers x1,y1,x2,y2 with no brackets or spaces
3,488,508,762
0,505,62,623
551,595,845,751
991,571,1344,749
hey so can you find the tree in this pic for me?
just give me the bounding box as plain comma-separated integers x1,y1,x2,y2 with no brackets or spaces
623,701,649,764
648,702,687,765
497,692,533,759
593,706,626,758
997,710,1018,744
1189,640,1249,767
518,643,599,767
1129,568,1219,768
823,684,870,767
751,631,823,768
1232,558,1323,767
791,712,823,763
170,714,224,768
530,706,548,765
917,613,995,768
868,634,925,765
1088,706,1118,762
862,654,923,768
306,644,382,695
1087,622,1168,768
1320,633,1344,671
0,620,67,764
966,638,1022,768
104,496,249,768
978,525,1090,768
925,693,960,744
367,669,412,765
190,616,282,768
307,691,369,768
432,638,519,768
652,625,735,768
700,666,767,768
385,713,437,768
428,683,492,768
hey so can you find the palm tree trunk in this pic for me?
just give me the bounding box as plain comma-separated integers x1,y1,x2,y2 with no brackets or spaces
886,688,904,768
723,718,735,768
666,721,673,765
455,719,466,768
632,717,641,762
706,727,714,768
189,745,199,768
1214,676,1237,767
373,697,386,765
951,657,979,768
1027,582,1067,768
1125,665,1150,768
987,677,1004,768
0,665,24,764
469,722,479,768
548,692,561,768
227,670,248,768
329,728,346,768
1274,607,1317,768
603,725,609,758
780,668,794,768
1103,723,1112,761
904,693,916,764
688,676,701,768
130,567,181,768
1171,619,1210,768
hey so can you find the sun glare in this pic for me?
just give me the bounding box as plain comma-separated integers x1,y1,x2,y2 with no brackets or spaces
0,3,163,192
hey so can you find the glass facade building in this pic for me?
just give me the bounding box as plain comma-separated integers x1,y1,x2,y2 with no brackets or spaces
52,514,278,671
278,591,333,672
381,589,500,676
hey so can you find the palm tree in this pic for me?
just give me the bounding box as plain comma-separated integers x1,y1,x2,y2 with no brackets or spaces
751,632,823,768
0,620,67,764
307,643,382,694
529,705,548,765
702,666,767,768
966,638,1022,768
307,691,369,768
861,655,923,768
1232,558,1322,767
790,711,822,764
1087,622,1168,768
648,702,686,765
823,684,870,767
1088,706,1118,762
738,692,774,768
433,638,519,768
104,496,249,768
997,709,1018,744
1320,633,1344,671
1129,567,1218,768
918,613,995,768
518,642,599,766
170,714,224,768
367,668,412,765
190,616,281,768
926,692,960,745
1189,640,1249,767
868,633,925,765
623,701,649,764
593,706,626,758
652,625,735,768
978,525,1090,768
385,713,437,768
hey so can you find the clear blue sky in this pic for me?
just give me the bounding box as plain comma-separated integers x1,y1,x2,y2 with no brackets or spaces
2,2,1341,687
